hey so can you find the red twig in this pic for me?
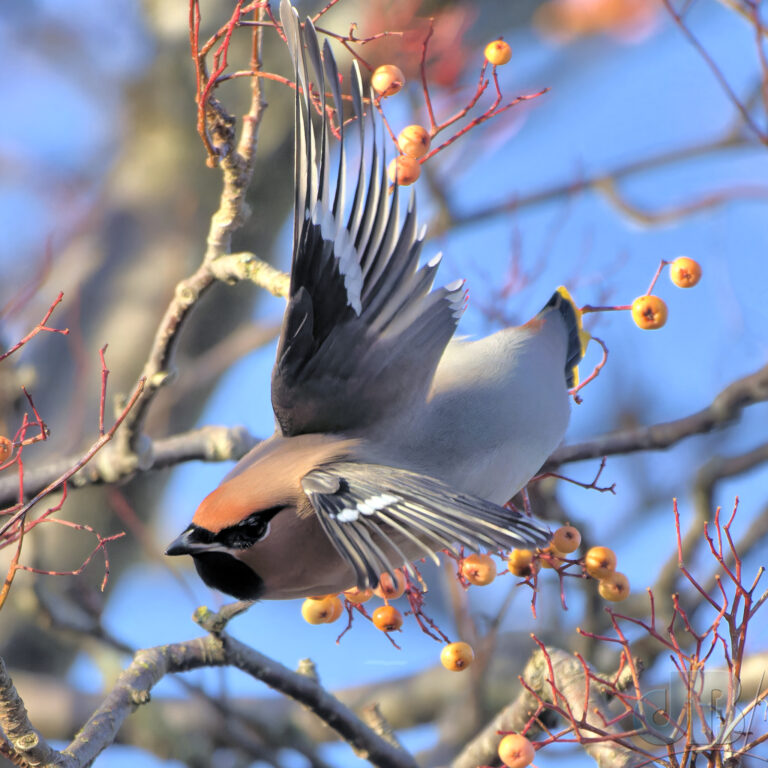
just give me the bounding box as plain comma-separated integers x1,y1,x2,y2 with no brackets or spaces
0,377,146,542
535,456,616,495
662,0,767,145
311,0,342,23
421,89,549,163
16,520,125,593
0,292,69,362
0,517,25,611
645,258,670,295
570,335,609,403
98,345,109,437
580,303,632,313
420,19,438,132
403,565,450,643
18,387,49,447
430,61,490,138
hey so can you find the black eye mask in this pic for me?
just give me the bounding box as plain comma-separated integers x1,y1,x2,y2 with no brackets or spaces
214,505,285,550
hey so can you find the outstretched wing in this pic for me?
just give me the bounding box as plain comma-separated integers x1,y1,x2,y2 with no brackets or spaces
273,0,465,437
301,462,551,589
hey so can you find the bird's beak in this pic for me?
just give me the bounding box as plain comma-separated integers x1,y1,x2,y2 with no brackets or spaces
165,529,194,556
165,525,222,556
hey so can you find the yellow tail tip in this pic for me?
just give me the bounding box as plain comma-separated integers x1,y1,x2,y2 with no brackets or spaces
555,286,591,388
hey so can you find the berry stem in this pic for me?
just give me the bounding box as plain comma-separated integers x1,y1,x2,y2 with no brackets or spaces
645,258,670,295
419,19,438,132
580,304,632,314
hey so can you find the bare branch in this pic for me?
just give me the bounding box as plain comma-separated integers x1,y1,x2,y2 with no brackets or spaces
436,133,749,235
116,4,271,458
0,377,146,539
210,252,289,297
2,633,417,768
452,647,644,768
549,363,768,465
0,292,69,363
0,425,259,506
0,657,59,767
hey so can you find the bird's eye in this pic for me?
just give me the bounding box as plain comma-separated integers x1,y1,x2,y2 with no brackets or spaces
216,506,283,550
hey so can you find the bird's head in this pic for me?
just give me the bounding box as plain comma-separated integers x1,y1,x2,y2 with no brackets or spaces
165,434,360,600
165,475,287,600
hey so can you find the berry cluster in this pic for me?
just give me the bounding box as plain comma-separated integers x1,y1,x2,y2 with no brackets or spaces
299,525,629,669
508,526,629,603
372,36,514,188
630,256,702,331
300,569,476,668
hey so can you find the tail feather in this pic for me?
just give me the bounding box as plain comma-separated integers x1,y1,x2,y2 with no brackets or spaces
541,287,588,388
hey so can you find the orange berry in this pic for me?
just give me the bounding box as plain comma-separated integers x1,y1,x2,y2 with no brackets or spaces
461,553,497,586
343,586,373,605
584,546,617,579
397,125,431,159
669,257,702,288
598,571,630,602
631,295,668,330
508,548,539,578
387,156,420,186
301,596,343,625
498,733,535,768
485,39,512,66
371,64,405,97
539,545,567,569
440,641,474,671
374,569,406,600
0,437,11,463
372,605,403,632
327,596,345,621
552,525,581,554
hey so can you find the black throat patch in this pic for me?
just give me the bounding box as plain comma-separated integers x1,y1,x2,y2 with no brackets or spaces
192,552,264,600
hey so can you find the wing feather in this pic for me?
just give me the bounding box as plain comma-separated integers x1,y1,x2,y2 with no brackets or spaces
301,462,550,588
274,1,464,437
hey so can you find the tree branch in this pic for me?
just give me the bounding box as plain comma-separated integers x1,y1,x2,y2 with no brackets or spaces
549,363,768,466
452,648,644,768
0,633,417,768
0,425,260,506
114,4,272,461
433,133,750,236
8,362,767,510
0,656,58,768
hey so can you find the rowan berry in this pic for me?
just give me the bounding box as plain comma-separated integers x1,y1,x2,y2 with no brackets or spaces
372,605,403,632
669,257,702,288
585,546,617,579
498,733,535,768
598,571,630,602
343,586,373,604
552,525,581,554
397,125,431,159
301,596,343,624
539,545,567,569
371,64,405,97
461,553,497,586
374,569,406,600
485,39,512,66
387,156,421,186
508,548,539,578
631,295,668,330
440,641,474,671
